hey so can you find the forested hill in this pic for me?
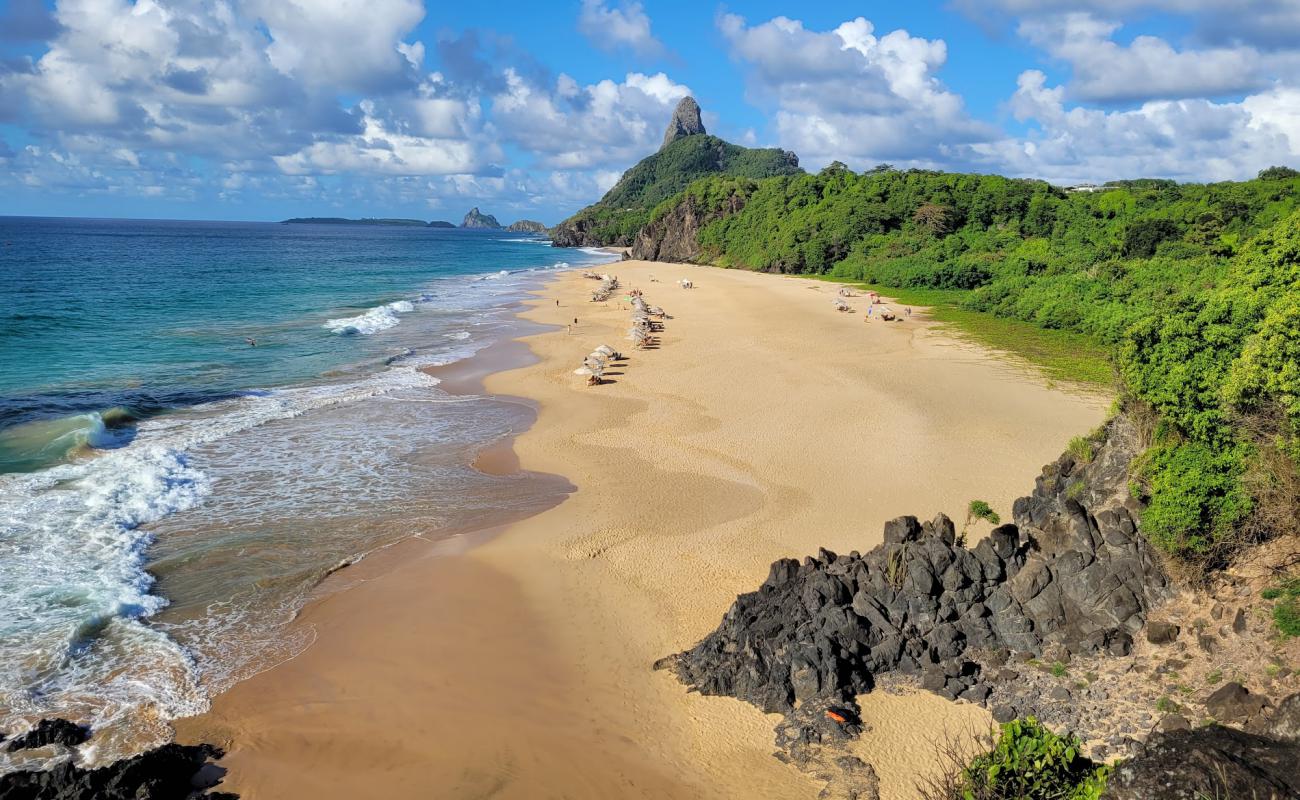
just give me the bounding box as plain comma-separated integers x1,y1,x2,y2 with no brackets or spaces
550,134,801,248
633,163,1300,570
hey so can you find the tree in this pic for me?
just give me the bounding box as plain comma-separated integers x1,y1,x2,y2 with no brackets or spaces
1258,166,1299,180
1122,219,1181,258
913,203,955,236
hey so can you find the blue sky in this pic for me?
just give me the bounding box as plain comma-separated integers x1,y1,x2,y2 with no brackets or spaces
1,0,1298,223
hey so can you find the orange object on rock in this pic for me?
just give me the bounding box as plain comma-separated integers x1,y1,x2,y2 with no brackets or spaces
825,710,847,724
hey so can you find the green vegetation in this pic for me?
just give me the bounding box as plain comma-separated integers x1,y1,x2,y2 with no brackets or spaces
920,718,1108,800
1156,696,1180,714
1262,578,1300,638
1050,661,1069,678
1206,669,1223,684
634,164,1300,567
552,135,800,245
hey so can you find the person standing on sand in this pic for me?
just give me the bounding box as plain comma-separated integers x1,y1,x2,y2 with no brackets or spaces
906,307,912,317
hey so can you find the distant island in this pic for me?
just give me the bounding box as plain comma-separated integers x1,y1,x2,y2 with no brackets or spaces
506,219,547,233
461,207,501,229
281,217,431,227
280,211,548,233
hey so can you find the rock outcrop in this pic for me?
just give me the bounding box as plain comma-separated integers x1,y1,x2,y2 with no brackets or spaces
5,719,89,752
657,414,1168,714
1104,704,1300,799
460,207,501,229
631,188,749,263
0,718,235,800
662,96,705,150
506,219,547,233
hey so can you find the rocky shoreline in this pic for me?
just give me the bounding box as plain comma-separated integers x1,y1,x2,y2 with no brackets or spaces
656,413,1300,797
0,721,233,800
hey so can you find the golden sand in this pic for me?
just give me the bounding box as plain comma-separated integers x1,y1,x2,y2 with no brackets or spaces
176,261,1108,799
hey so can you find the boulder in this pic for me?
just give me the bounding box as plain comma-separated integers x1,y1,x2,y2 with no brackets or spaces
1145,620,1180,644
6,718,90,751
1206,682,1271,723
1103,725,1300,800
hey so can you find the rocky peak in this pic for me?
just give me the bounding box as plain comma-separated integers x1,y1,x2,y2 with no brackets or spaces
461,207,501,229
662,96,706,150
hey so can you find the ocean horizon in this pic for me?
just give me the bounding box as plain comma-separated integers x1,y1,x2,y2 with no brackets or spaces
0,216,613,765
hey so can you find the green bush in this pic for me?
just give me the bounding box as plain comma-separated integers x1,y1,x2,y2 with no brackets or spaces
945,718,1108,800
1263,578,1300,638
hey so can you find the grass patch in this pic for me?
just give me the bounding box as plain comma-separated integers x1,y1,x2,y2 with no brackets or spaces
1155,696,1180,714
1262,578,1300,638
1050,661,1069,678
803,276,1115,388
1206,669,1223,684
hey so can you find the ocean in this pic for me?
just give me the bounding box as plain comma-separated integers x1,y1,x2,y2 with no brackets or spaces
0,217,612,765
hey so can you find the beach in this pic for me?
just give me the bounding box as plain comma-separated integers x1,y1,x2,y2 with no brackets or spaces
175,260,1109,799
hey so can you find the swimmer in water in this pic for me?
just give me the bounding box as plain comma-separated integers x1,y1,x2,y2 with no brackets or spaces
245,337,257,347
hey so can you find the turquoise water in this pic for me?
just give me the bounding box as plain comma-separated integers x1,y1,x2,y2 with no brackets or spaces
0,217,610,765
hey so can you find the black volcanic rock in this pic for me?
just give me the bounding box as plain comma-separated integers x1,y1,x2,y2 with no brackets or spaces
6,719,89,751
0,740,235,800
460,207,501,229
662,96,706,150
1103,721,1300,800
656,414,1168,714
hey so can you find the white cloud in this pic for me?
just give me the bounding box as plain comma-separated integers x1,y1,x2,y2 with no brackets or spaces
244,0,425,91
718,13,992,168
577,0,663,57
966,69,1300,183
1018,12,1269,102
274,97,498,176
491,68,689,169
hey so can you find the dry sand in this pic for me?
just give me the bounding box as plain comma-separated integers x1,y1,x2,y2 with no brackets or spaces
176,260,1109,799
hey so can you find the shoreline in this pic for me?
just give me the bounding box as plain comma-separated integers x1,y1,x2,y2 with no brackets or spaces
176,260,1109,799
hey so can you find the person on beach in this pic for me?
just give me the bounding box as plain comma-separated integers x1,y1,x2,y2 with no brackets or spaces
906,307,912,317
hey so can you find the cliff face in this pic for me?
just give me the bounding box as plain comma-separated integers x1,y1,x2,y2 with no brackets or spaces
662,96,705,150
461,207,501,229
506,219,547,233
630,189,749,262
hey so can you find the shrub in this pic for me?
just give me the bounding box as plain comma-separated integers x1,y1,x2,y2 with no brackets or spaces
918,718,1108,800
1263,578,1300,638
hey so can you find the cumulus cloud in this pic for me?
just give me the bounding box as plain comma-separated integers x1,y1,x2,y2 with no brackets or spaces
957,0,1300,52
718,13,992,167
577,0,663,57
1018,13,1269,102
491,68,689,168
966,69,1300,183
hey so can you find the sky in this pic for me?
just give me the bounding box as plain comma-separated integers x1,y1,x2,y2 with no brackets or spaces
1,0,1299,223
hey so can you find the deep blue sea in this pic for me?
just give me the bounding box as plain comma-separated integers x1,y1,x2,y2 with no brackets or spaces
0,217,611,765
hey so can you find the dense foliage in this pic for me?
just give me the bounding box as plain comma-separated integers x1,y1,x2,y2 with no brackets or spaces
552,135,800,245
920,718,1108,800
642,165,1300,564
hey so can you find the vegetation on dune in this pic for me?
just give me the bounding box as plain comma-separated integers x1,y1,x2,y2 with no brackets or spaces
919,718,1109,800
553,135,801,245
638,164,1300,567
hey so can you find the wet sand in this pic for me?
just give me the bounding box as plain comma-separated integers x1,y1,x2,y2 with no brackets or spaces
177,261,1108,799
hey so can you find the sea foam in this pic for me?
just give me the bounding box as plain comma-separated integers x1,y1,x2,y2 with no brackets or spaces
323,299,416,335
